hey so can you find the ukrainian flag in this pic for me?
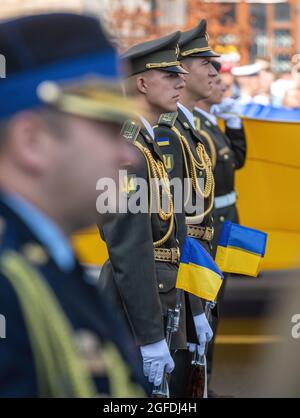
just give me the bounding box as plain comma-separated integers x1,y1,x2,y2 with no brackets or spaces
176,237,224,302
155,137,170,146
215,221,268,277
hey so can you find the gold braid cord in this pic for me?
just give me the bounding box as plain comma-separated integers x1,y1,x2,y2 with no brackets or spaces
134,141,174,248
171,126,215,221
199,129,217,170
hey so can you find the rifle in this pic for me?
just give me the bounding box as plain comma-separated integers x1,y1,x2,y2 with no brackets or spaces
187,300,216,398
152,290,182,398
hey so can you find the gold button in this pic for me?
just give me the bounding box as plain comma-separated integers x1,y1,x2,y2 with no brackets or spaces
199,170,203,176
224,154,229,160
159,283,164,290
220,216,225,222
22,243,49,265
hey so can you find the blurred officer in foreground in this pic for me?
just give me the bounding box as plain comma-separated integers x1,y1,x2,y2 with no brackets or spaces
154,20,218,397
99,32,205,395
0,13,147,397
194,61,246,391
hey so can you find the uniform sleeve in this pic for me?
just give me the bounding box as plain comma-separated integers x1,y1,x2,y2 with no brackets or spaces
188,294,204,316
0,273,37,397
225,125,247,170
99,160,165,347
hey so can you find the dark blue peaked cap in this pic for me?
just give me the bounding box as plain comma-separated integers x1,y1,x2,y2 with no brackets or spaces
0,13,137,122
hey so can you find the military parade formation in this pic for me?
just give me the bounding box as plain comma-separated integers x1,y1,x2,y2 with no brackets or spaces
0,10,281,400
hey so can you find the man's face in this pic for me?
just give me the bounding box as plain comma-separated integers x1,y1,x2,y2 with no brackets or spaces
221,72,234,99
182,57,217,100
141,70,186,113
206,74,226,105
0,109,139,232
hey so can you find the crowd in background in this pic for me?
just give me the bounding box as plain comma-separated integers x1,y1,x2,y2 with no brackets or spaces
219,58,300,110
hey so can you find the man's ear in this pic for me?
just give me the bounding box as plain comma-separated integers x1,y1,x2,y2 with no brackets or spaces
181,58,192,72
136,75,149,95
5,111,51,174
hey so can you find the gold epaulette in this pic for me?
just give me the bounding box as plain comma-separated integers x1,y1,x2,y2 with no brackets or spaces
121,120,140,143
158,112,178,128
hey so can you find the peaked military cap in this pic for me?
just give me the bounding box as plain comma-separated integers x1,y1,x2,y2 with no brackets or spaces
122,31,188,77
0,13,137,124
179,19,220,59
231,62,262,77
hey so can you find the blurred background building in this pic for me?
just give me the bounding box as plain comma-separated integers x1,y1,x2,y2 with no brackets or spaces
1,0,299,71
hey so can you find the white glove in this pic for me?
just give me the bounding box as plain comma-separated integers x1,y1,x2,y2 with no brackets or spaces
140,339,174,386
193,313,213,356
187,343,202,355
211,98,242,129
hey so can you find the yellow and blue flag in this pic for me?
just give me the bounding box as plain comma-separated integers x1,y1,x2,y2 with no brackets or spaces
155,137,170,147
176,237,224,302
215,221,268,277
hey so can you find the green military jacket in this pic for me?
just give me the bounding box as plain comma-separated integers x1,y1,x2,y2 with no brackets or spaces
99,120,199,349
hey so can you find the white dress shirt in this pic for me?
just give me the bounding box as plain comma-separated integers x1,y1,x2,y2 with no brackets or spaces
177,102,196,130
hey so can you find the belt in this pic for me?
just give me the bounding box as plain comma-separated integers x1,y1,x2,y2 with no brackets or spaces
186,225,214,242
214,191,236,209
154,247,180,264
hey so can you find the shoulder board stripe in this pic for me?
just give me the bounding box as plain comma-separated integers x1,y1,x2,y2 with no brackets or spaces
158,112,178,128
121,120,140,143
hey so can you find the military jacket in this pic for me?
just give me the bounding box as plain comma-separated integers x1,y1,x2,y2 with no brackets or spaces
193,109,246,197
99,121,199,350
193,110,247,254
0,197,147,397
154,109,215,249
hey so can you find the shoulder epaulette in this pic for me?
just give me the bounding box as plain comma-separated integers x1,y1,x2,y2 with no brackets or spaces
194,114,201,132
121,120,140,143
158,112,178,128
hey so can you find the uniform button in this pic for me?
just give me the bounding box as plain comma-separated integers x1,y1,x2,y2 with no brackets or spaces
183,122,190,129
159,283,164,289
199,170,203,176
224,154,229,160
220,216,225,222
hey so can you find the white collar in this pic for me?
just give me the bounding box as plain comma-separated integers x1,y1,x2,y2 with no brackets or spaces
194,107,217,126
177,102,196,130
140,116,154,139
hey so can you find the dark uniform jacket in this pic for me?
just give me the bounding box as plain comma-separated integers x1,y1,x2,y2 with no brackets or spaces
154,109,215,247
154,109,215,313
193,109,247,254
99,122,198,351
0,197,147,397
